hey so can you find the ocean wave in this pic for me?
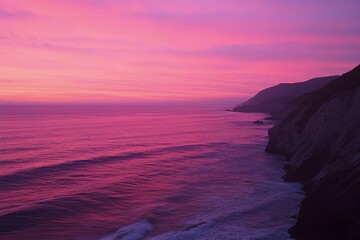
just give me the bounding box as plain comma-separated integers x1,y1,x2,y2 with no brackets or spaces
99,220,153,240
150,222,293,240
0,146,41,154
0,142,236,190
97,188,301,240
0,192,113,233
0,152,150,190
149,197,298,240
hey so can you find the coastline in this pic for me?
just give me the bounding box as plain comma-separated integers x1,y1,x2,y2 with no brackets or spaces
264,65,360,239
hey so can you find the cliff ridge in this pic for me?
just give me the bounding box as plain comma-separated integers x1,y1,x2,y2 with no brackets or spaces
266,65,360,239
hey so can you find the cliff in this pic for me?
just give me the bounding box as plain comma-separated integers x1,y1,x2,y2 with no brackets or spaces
233,76,338,116
266,65,360,239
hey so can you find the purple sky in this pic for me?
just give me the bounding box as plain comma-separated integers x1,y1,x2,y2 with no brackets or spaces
1,0,359,103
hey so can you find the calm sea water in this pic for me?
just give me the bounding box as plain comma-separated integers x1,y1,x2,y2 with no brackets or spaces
0,105,302,240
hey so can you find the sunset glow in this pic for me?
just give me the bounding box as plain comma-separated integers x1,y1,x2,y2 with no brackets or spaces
1,0,360,103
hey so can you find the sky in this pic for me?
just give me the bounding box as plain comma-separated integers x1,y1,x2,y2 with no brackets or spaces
1,0,360,104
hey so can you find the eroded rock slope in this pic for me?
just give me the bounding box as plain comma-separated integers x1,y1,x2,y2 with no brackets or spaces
266,65,360,239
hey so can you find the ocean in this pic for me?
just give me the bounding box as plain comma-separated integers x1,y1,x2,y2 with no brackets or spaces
0,105,302,240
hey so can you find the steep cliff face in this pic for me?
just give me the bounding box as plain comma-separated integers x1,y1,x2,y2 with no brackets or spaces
233,76,338,115
266,65,360,240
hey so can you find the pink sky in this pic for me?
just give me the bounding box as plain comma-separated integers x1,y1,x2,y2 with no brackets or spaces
1,0,359,104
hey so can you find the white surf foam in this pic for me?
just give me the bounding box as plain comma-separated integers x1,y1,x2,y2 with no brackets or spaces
150,220,293,240
99,220,153,240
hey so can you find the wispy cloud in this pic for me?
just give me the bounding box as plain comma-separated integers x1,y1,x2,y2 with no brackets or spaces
0,0,359,103
192,42,360,62
0,9,33,19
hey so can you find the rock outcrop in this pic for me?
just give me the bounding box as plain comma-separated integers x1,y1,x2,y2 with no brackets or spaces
233,76,338,116
266,65,360,239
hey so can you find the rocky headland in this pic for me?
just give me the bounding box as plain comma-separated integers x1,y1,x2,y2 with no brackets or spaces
236,65,360,239
266,65,360,239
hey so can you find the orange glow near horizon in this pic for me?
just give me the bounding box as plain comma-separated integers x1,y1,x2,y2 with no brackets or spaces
1,0,360,103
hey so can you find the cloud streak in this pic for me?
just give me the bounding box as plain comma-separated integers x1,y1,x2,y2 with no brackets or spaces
0,0,359,103
0,9,33,19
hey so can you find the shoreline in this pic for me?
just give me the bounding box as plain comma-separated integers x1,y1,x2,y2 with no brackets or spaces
232,64,360,239
264,65,360,239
